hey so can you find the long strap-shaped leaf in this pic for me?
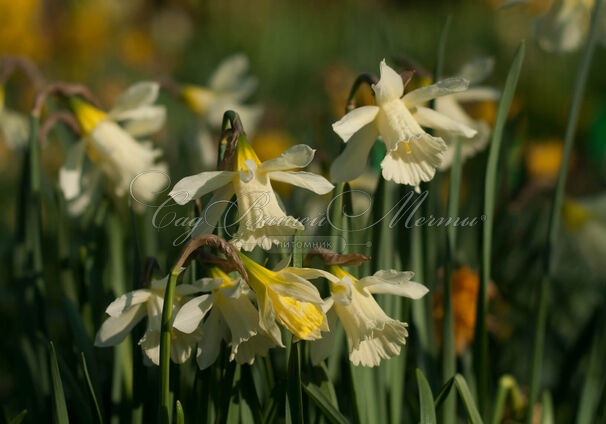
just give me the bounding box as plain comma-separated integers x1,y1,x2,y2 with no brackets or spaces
417,369,436,424
49,342,69,424
303,384,350,424
475,41,526,418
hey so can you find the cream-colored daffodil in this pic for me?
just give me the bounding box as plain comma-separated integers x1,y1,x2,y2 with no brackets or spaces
330,59,477,191
0,84,29,150
435,58,500,170
172,267,278,370
169,137,333,251
181,54,262,134
59,82,168,213
310,266,428,367
535,0,605,52
562,194,606,274
95,272,204,365
238,252,338,344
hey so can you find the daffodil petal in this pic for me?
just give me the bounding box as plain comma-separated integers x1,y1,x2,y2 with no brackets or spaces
139,329,161,366
329,123,378,183
169,171,235,205
59,140,86,200
111,81,160,114
403,77,469,107
268,171,334,194
358,270,429,299
190,184,235,237
451,87,500,103
259,144,316,171
208,53,251,92
196,307,227,370
95,304,146,347
113,105,166,138
105,289,152,317
458,57,495,85
173,294,215,333
331,106,380,143
413,106,477,138
372,59,404,104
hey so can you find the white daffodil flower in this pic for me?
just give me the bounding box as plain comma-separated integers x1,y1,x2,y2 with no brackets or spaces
181,54,262,134
330,59,477,191
238,252,337,344
172,267,278,370
310,266,428,367
434,58,500,170
562,194,606,274
169,137,333,251
95,272,204,365
0,85,29,150
59,82,168,213
535,0,605,52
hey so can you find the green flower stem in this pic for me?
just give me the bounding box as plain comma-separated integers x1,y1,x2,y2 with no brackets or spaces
527,1,603,420
159,268,180,424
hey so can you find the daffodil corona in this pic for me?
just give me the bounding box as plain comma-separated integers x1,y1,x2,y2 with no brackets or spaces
330,59,477,191
170,137,333,250
238,253,338,344
311,266,428,367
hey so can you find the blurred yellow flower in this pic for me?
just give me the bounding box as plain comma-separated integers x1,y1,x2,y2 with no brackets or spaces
0,0,47,60
120,28,155,68
525,139,566,183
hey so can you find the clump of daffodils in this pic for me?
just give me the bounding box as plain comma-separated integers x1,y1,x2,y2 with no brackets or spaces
169,135,333,250
60,82,168,213
96,246,430,369
330,59,477,191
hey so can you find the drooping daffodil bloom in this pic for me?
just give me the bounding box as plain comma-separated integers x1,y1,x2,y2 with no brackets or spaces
0,84,29,150
535,0,605,53
169,137,333,251
330,59,477,191
59,82,168,213
310,266,428,367
181,54,262,134
95,272,204,365
434,58,500,170
238,252,339,344
172,267,278,370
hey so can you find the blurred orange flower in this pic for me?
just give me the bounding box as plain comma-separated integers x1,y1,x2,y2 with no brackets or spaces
434,266,481,355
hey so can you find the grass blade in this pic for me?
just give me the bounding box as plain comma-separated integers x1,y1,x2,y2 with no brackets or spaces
475,40,526,419
576,327,606,424
454,374,483,424
417,369,437,424
8,410,27,424
303,384,349,424
540,391,554,424
81,353,103,424
49,342,69,424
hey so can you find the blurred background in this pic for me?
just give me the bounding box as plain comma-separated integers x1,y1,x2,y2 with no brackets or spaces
1,0,605,422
